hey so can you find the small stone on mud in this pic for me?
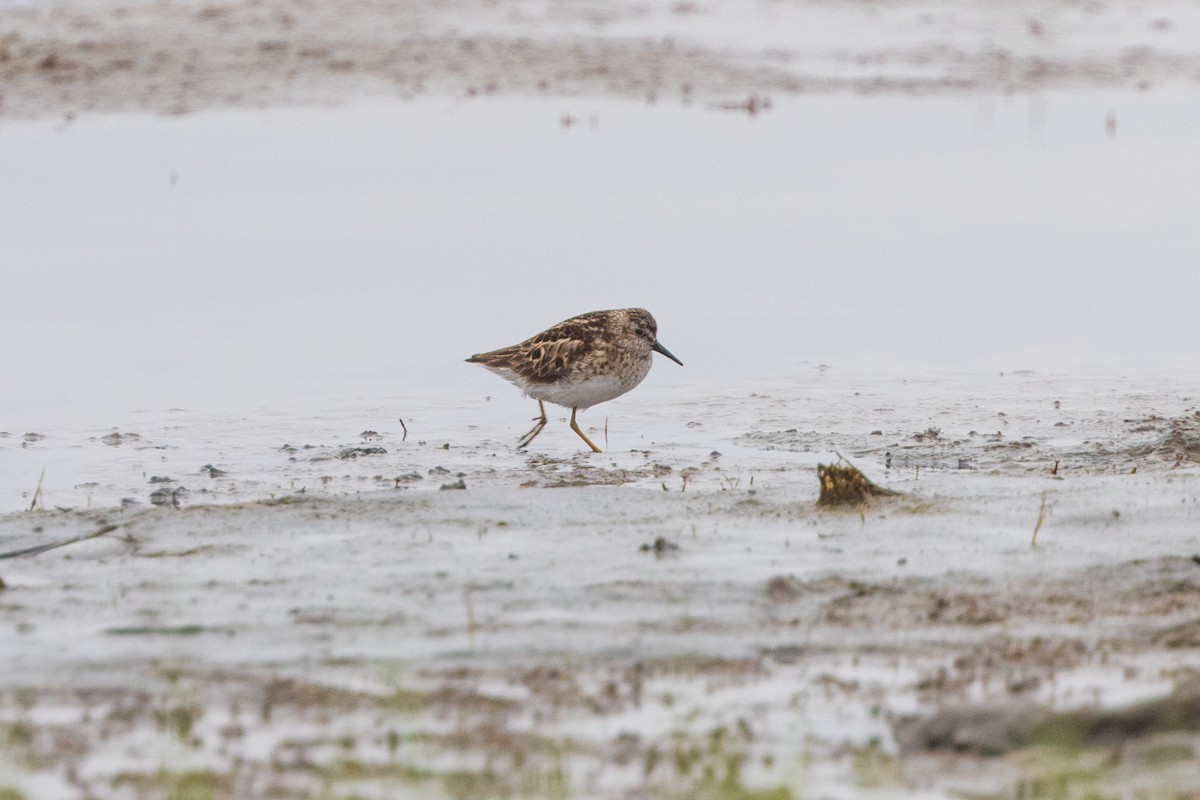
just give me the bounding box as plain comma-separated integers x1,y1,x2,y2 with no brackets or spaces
337,446,386,460
766,575,804,603
149,487,188,506
1034,679,1200,747
639,537,678,555
429,466,450,475
894,703,1048,755
148,475,174,483
201,464,228,477
439,479,466,490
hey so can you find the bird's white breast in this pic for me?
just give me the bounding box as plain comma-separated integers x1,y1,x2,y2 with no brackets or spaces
527,367,649,410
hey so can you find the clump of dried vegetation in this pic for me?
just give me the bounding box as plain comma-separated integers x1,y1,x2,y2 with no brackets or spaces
816,458,899,506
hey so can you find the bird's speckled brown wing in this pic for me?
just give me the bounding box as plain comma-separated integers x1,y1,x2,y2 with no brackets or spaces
466,311,613,385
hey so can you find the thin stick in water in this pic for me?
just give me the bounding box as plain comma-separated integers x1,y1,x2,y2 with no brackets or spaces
1032,497,1049,547
29,468,45,512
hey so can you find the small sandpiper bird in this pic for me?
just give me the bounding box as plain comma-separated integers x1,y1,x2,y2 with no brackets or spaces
467,308,683,452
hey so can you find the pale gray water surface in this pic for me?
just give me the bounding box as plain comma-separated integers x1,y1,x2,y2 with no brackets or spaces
3,89,1198,421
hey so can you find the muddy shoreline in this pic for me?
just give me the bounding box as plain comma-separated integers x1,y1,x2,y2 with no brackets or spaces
2,0,1199,121
4,369,1200,797
3,487,1200,798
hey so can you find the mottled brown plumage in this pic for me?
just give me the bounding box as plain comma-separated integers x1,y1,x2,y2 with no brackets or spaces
467,308,682,452
472,331,590,385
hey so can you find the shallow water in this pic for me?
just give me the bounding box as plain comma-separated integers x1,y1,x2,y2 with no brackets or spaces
4,360,1197,519
4,87,1199,511
3,89,1199,422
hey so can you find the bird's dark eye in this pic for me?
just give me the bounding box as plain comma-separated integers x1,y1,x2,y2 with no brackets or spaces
635,327,647,338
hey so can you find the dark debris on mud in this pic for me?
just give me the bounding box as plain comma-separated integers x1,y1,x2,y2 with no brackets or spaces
519,457,673,488
816,459,899,507
743,410,1200,478
896,678,1200,757
1126,412,1200,466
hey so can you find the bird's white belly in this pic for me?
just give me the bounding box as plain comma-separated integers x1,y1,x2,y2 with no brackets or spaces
526,372,644,410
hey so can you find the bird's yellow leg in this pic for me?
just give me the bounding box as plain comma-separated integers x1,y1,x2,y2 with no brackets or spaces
517,400,548,449
570,408,602,453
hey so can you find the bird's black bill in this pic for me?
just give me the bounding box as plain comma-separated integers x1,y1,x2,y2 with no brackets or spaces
652,340,684,366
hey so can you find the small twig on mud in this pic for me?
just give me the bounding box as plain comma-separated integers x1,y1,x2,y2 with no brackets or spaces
1051,460,1059,476
398,417,408,441
0,523,119,560
1032,496,1049,547
29,468,46,512
464,589,478,648
708,94,772,116
604,417,609,449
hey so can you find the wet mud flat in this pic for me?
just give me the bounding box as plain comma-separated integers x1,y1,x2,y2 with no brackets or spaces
3,0,1200,121
3,372,1200,798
